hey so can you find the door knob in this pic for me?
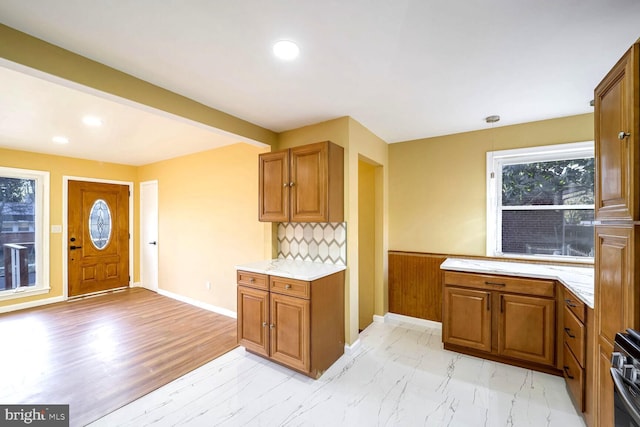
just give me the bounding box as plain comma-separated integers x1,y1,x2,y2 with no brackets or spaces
619,131,631,140
70,245,82,250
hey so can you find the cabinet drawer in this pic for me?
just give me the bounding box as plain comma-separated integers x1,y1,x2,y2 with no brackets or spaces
563,305,585,366
563,287,586,324
237,271,269,290
563,343,585,412
270,276,310,299
444,271,554,297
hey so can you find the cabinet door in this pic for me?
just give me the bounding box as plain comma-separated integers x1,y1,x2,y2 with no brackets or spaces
498,294,555,367
442,286,491,352
270,292,310,373
595,225,638,346
594,225,639,424
595,43,639,220
596,342,615,427
290,142,328,222
259,150,289,222
237,286,269,357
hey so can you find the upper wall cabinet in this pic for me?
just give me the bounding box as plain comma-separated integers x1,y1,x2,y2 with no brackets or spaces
595,42,639,221
259,141,344,223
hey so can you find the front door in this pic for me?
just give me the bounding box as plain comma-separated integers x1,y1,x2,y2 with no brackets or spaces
68,181,130,297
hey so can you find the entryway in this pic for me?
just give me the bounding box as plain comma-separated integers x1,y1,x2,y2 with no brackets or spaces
358,157,381,331
67,180,130,297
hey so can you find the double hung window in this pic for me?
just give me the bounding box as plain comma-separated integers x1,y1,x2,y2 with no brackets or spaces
486,142,594,261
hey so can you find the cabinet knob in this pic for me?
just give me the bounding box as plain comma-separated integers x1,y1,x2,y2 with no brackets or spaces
270,323,275,329
262,322,267,327
283,183,289,187
285,284,291,290
289,182,295,187
249,278,255,283
619,131,631,140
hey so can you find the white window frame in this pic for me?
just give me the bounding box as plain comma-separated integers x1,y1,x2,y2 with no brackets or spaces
0,166,50,300
486,141,594,263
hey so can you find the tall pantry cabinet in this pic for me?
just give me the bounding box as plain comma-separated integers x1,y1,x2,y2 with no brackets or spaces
593,40,640,426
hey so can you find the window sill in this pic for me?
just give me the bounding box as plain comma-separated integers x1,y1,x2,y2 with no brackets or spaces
492,253,594,266
0,286,51,301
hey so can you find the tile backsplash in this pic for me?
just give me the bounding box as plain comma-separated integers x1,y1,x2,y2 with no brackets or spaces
277,222,347,266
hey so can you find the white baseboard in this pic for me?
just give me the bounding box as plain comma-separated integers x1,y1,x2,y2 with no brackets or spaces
372,314,385,323
131,282,143,288
384,312,442,329
344,338,361,355
0,295,65,314
156,288,237,319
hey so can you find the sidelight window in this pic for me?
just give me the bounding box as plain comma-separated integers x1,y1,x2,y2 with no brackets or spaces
0,167,50,299
486,142,594,261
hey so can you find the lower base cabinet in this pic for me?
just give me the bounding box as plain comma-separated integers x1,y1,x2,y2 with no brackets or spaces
237,270,344,379
443,271,556,371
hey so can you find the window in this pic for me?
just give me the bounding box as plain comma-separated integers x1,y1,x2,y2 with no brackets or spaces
486,142,594,261
0,166,49,299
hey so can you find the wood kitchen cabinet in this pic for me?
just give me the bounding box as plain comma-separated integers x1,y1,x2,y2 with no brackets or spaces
258,141,344,223
594,42,639,221
443,271,556,371
594,225,640,426
237,270,345,378
592,39,640,427
498,293,555,367
561,287,588,413
443,286,491,352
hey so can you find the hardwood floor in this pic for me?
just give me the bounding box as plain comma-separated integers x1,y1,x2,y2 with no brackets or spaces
0,288,237,427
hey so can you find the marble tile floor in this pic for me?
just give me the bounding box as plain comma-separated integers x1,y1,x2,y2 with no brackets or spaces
90,320,586,427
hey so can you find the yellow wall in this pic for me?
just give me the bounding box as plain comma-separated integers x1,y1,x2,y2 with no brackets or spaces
278,117,389,345
138,143,270,312
388,113,594,255
0,147,137,308
358,159,375,330
349,118,389,320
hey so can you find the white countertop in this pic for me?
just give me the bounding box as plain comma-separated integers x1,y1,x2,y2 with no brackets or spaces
235,259,346,281
440,258,594,308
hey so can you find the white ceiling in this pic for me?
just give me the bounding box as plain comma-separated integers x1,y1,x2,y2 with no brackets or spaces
0,63,256,166
1,0,640,164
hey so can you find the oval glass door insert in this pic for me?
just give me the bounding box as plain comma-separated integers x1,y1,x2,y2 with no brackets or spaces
89,199,112,249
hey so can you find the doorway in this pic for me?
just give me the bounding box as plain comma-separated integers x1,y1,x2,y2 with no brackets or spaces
67,180,130,297
358,158,377,331
140,180,158,292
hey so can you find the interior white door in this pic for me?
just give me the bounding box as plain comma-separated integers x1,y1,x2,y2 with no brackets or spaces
140,180,158,291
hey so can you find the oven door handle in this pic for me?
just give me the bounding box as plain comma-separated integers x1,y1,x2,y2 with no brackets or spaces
611,367,640,425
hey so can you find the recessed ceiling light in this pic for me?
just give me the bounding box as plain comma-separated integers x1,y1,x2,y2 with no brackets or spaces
82,115,103,127
273,40,300,61
52,136,70,144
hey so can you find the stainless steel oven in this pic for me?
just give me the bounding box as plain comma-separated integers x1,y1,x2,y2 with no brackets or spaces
612,330,640,427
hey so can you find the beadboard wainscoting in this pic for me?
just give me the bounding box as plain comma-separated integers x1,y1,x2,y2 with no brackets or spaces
277,222,347,265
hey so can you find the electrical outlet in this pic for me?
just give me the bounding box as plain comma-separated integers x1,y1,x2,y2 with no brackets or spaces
206,281,211,290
